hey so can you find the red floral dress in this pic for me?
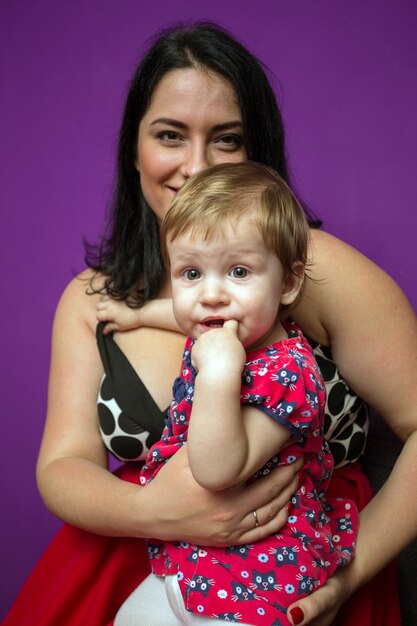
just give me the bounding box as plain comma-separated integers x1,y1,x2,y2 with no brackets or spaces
140,324,359,626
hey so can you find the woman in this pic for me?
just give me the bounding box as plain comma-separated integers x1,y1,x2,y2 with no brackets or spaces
3,22,417,626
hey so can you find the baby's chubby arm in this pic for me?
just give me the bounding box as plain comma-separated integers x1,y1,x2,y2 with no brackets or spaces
188,320,290,491
96,295,180,334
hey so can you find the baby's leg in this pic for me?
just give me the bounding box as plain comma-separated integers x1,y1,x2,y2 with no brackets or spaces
115,573,253,625
114,573,181,626
164,575,252,625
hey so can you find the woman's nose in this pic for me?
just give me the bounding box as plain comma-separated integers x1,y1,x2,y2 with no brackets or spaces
180,142,208,178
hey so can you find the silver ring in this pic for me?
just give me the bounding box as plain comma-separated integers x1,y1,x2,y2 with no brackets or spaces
253,510,260,528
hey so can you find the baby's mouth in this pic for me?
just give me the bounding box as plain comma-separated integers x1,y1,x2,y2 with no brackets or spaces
202,319,224,328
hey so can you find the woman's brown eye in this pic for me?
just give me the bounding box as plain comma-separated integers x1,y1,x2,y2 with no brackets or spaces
217,134,243,150
157,131,182,142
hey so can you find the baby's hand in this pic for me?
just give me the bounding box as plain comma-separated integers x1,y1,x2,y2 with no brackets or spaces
192,320,246,377
96,295,142,335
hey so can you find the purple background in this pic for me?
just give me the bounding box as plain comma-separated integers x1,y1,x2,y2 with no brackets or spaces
1,0,416,616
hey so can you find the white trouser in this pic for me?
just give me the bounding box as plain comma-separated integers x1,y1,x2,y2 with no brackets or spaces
114,573,252,625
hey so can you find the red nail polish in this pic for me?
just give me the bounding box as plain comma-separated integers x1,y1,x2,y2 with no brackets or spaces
290,606,304,625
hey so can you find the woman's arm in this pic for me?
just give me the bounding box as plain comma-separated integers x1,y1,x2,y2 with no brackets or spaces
189,321,291,490
288,229,417,625
36,271,300,544
36,271,151,536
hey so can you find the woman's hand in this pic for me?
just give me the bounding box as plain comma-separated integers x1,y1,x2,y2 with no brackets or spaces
141,444,302,546
287,570,349,625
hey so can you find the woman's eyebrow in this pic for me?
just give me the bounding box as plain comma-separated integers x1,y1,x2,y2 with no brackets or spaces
150,118,187,129
212,121,243,131
150,117,243,131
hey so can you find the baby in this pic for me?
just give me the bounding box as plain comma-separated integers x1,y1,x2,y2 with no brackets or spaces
101,162,358,626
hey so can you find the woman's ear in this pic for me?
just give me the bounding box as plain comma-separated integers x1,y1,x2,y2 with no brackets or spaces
134,139,140,172
280,262,305,306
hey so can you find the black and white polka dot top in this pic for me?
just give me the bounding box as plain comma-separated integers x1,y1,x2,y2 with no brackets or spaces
96,324,369,468
96,323,166,462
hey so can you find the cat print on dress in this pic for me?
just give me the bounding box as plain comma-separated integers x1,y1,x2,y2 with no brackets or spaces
272,368,300,389
147,542,162,561
171,408,188,427
276,399,297,417
336,512,354,534
187,547,208,564
225,545,252,560
213,612,243,622
184,574,215,598
269,545,299,568
250,570,281,593
231,581,259,602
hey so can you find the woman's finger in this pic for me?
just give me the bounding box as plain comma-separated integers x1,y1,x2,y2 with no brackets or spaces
252,472,298,524
230,459,303,544
286,573,346,625
238,478,295,543
244,457,303,514
238,506,289,545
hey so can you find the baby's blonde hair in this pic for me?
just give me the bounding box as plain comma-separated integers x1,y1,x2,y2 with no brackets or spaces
161,162,310,284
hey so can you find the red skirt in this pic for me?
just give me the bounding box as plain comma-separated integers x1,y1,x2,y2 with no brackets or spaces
2,462,400,626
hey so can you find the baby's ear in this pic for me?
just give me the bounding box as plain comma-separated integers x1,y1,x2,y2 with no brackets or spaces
280,262,305,306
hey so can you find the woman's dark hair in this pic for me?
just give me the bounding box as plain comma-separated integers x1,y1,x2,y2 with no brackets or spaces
85,21,320,305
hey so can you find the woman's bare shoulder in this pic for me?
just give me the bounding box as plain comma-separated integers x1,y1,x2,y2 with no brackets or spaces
55,269,105,334
307,228,410,310
293,228,415,343
309,228,381,272
60,268,104,298
302,228,406,310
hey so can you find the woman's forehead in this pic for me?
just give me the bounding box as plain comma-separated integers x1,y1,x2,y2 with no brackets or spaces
144,67,241,119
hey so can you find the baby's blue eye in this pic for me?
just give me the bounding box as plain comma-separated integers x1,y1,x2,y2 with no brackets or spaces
230,267,247,278
184,269,200,280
